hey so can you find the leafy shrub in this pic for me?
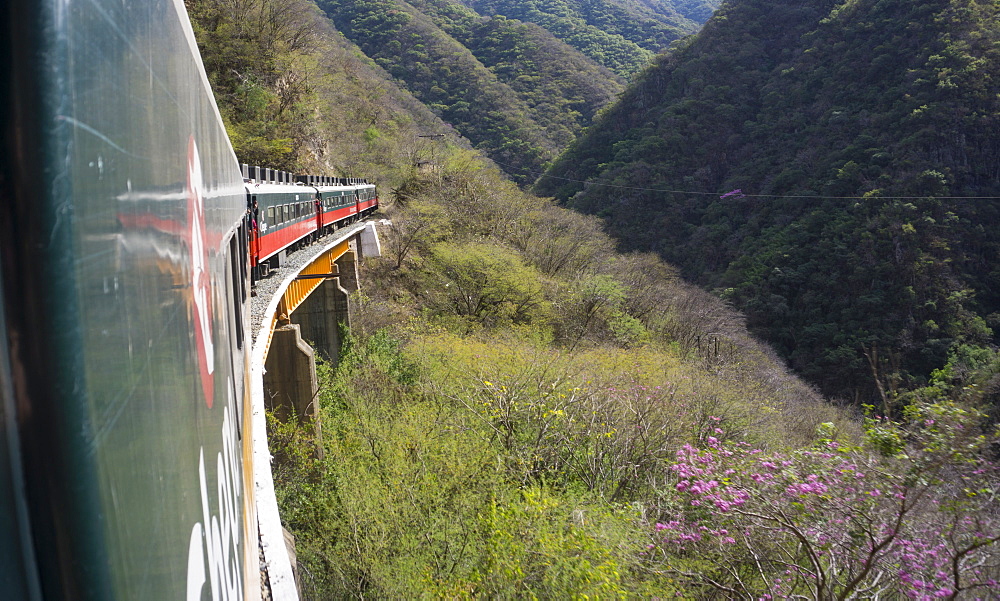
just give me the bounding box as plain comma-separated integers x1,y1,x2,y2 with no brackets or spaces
423,241,548,328
648,402,1000,598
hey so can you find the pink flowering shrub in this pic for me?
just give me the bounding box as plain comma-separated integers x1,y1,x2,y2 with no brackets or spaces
647,403,1000,599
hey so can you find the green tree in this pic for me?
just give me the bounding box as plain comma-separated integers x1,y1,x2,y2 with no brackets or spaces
424,241,547,327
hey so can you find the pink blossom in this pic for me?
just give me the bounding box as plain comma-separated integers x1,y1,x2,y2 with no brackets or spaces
688,479,719,494
714,499,734,511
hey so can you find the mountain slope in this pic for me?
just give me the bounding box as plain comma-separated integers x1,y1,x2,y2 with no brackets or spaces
537,0,1000,402
408,0,626,148
317,0,625,183
464,0,722,76
187,0,472,180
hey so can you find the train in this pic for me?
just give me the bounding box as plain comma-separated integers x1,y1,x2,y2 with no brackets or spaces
242,167,378,279
0,0,374,598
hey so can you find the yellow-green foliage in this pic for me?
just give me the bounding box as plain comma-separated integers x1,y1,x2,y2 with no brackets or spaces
267,139,867,598
423,241,548,328
274,334,655,598
473,487,635,599
274,325,864,598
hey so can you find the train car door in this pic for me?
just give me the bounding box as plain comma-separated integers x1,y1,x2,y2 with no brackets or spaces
249,193,260,268
315,192,323,234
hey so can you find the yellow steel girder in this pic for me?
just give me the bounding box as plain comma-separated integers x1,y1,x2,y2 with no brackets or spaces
263,239,351,360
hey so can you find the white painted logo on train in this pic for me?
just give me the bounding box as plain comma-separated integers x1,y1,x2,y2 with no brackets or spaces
187,136,215,408
186,389,244,601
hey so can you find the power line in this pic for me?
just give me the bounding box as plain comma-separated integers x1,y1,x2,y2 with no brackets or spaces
499,159,1000,201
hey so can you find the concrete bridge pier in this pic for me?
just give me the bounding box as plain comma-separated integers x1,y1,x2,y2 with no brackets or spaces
261,245,363,451
291,277,350,366
263,324,323,455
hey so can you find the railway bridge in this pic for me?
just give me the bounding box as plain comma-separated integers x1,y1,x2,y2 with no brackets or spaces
248,220,384,599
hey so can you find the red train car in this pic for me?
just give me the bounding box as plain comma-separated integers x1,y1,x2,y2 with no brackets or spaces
244,168,378,277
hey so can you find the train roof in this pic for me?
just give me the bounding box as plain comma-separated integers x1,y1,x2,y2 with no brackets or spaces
244,180,374,194
244,180,311,195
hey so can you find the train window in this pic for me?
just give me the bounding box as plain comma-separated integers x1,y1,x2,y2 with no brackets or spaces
223,233,245,436
268,206,275,222
228,233,244,350
282,205,289,222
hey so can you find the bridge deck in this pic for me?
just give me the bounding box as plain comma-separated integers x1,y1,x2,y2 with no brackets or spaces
248,220,374,600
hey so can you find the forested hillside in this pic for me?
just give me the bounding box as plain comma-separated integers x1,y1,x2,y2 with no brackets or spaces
186,0,464,179
185,0,1000,596
194,0,721,184
538,0,1000,408
316,0,626,183
464,0,722,76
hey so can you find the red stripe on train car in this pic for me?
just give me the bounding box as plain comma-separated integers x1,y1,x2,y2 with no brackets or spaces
257,220,315,260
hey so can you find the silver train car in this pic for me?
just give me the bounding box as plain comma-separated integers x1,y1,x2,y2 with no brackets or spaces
2,0,259,598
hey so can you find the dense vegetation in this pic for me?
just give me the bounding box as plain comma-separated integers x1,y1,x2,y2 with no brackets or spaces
538,0,1000,411
465,0,721,76
189,0,721,183
314,0,627,183
186,0,463,179
270,162,999,599
186,0,1000,596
